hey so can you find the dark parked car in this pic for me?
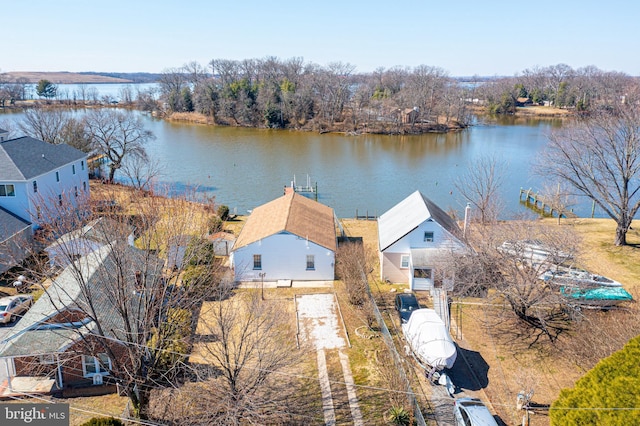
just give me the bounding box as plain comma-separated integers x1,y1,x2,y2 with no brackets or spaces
394,292,420,323
453,398,498,426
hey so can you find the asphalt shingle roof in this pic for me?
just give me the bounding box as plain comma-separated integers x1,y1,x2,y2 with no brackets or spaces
0,243,163,356
233,192,337,251
0,136,86,181
0,206,31,243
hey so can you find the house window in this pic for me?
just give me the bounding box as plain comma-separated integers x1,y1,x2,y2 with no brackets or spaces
82,353,111,377
83,181,87,192
33,181,38,193
424,232,434,242
414,268,432,279
306,255,315,270
36,206,41,220
56,171,60,182
39,354,56,364
81,160,85,171
58,194,63,206
0,184,15,197
400,255,410,268
253,254,262,270
72,164,76,175
74,186,78,197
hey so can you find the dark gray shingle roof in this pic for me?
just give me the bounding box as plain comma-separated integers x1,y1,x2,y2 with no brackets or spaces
0,136,87,180
0,243,163,357
0,206,31,243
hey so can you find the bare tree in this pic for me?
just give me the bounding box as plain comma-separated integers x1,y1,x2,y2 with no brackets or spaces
17,107,92,152
454,155,506,225
18,107,70,144
84,109,155,182
190,289,305,425
120,155,164,193
9,187,222,420
539,104,640,245
443,221,581,344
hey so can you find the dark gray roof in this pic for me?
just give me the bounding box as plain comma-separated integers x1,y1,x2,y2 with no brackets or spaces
419,193,462,238
0,136,87,181
0,243,163,357
0,206,31,243
0,328,82,357
0,128,8,134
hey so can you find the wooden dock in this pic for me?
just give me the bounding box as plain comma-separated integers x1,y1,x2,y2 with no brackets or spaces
519,188,577,218
354,209,377,220
284,175,317,201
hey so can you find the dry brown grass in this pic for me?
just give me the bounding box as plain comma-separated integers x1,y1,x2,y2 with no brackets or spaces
167,112,214,125
86,185,640,425
515,105,572,117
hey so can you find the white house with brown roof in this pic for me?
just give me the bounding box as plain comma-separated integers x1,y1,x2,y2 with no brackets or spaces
378,191,466,291
230,192,336,282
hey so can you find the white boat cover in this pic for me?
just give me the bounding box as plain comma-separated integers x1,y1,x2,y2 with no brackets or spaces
402,308,457,369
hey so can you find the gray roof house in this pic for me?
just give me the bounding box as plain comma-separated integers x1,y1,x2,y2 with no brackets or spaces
0,207,32,274
0,136,90,274
378,190,466,291
0,243,163,396
44,217,135,269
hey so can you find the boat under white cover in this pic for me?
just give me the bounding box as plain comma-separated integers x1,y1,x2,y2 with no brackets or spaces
402,308,457,370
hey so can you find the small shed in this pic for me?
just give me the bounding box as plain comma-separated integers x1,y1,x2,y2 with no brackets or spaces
207,232,236,256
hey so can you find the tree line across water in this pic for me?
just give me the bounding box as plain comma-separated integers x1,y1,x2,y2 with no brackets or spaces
3,58,639,133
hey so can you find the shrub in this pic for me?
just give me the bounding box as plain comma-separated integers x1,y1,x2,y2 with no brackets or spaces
550,334,640,425
387,406,411,425
185,237,214,267
217,205,230,221
207,215,223,234
148,308,192,381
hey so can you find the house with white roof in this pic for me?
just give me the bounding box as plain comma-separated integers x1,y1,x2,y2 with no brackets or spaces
230,192,337,283
378,190,467,291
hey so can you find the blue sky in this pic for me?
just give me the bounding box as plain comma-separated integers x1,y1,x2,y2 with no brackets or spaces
4,0,639,76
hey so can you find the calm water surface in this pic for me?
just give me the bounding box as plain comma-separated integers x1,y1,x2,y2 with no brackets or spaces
140,115,569,218
3,108,591,218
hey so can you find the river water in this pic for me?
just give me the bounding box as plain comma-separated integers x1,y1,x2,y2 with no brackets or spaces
139,115,572,218
2,101,596,219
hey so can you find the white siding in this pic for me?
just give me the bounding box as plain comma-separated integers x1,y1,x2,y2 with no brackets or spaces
232,232,334,281
0,158,89,228
381,220,465,289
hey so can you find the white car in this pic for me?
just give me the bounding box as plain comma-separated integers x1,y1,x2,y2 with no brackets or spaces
453,398,498,426
0,295,34,324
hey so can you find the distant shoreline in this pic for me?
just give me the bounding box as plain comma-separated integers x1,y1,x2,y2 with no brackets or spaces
0,71,159,84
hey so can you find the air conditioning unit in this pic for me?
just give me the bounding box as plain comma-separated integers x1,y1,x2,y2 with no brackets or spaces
92,375,103,385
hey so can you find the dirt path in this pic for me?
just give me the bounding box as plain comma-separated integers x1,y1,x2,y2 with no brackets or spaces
296,293,363,425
